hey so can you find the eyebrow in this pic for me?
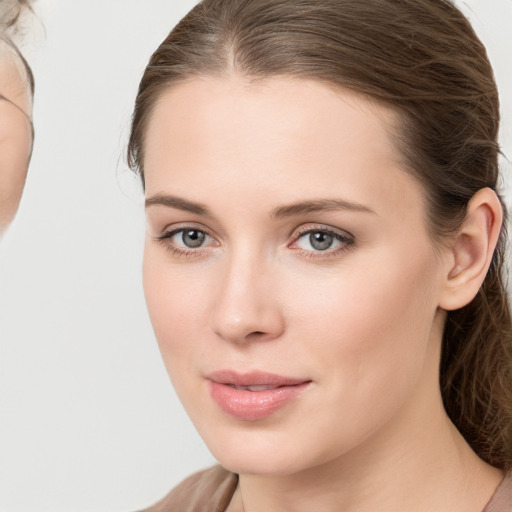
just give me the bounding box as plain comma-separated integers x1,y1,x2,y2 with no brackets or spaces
145,194,212,217
145,194,375,218
271,199,376,218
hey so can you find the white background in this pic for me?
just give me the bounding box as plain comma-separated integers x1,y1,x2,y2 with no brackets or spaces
0,1,510,511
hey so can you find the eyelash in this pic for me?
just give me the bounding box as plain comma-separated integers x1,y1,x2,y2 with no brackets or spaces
155,224,355,259
289,225,354,259
155,226,215,258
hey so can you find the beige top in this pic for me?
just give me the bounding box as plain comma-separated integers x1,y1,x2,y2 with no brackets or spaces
141,466,237,512
141,465,512,512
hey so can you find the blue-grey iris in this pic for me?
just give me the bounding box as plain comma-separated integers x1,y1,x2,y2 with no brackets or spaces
310,231,333,250
183,229,205,248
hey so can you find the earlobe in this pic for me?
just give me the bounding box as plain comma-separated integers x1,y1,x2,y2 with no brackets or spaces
439,188,503,311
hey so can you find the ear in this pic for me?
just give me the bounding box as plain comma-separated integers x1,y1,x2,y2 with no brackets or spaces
438,188,503,311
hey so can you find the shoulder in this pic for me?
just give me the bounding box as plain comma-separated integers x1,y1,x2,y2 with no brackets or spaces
483,471,512,512
139,465,238,512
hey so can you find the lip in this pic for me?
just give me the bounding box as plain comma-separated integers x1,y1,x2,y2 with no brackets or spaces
206,370,312,421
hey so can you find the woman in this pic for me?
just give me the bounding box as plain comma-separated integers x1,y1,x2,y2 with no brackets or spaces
128,0,512,510
0,0,34,234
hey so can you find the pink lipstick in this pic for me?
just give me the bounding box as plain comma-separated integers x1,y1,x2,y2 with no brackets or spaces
207,370,311,421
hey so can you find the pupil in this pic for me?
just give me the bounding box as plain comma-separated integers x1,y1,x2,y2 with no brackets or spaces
183,230,205,248
310,231,333,251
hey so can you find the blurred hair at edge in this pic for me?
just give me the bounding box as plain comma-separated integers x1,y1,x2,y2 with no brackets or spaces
128,0,512,471
0,0,34,234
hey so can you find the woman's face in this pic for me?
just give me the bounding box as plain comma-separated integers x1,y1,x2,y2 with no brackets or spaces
143,76,450,476
0,43,33,232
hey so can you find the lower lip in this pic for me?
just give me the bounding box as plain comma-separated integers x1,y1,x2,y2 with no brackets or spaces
208,381,311,421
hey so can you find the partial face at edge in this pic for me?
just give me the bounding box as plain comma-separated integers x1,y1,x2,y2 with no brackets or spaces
0,42,33,232
142,75,450,476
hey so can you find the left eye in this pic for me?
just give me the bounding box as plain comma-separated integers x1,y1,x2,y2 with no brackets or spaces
169,228,211,248
294,230,348,252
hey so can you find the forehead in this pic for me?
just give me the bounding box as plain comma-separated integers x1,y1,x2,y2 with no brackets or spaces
143,75,422,216
147,75,400,142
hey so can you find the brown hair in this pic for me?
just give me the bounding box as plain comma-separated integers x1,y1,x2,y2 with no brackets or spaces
128,0,512,470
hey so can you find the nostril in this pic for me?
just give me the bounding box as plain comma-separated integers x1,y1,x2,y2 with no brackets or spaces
246,330,268,341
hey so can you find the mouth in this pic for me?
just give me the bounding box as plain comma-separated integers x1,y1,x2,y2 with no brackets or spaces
228,384,286,391
206,370,312,421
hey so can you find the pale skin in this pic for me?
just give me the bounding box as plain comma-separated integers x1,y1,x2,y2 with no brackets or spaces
0,41,33,233
142,75,503,512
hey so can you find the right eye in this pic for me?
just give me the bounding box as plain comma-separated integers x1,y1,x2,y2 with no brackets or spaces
172,228,208,248
157,227,216,255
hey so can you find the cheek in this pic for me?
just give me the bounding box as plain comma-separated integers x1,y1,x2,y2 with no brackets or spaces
142,244,213,373
143,248,185,347
286,247,441,401
290,252,437,340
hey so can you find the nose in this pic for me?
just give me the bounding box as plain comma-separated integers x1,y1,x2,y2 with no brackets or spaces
209,252,285,344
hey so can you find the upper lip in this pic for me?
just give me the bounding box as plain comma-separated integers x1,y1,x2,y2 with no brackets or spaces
206,370,311,387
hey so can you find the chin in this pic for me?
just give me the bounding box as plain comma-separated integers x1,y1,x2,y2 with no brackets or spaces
196,421,336,477
217,450,307,477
